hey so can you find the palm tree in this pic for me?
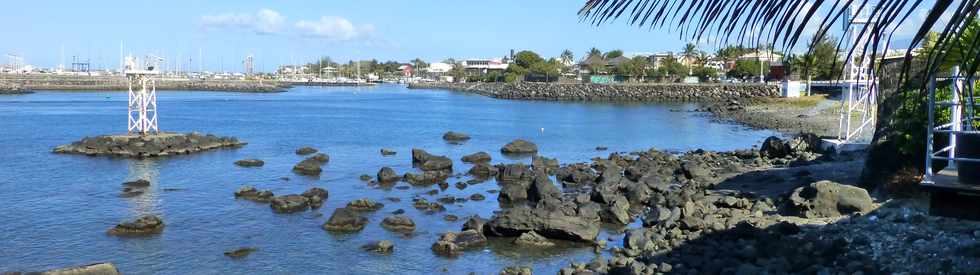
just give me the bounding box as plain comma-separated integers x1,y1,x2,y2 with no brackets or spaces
560,50,575,65
587,47,602,59
578,0,980,187
681,43,700,75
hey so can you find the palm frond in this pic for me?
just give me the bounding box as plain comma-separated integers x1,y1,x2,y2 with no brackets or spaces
579,0,980,82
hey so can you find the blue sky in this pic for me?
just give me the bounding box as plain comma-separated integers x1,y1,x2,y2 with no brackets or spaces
0,0,941,73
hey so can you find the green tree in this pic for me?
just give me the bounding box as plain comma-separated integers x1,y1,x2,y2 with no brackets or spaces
794,34,840,80
513,51,544,69
587,47,603,58
727,60,768,80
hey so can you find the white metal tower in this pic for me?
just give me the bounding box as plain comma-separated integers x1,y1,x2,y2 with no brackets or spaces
125,55,161,135
837,3,878,143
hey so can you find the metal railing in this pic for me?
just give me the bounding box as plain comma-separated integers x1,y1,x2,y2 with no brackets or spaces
924,66,980,183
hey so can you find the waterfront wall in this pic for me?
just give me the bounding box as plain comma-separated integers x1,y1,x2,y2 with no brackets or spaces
0,75,289,93
408,82,780,102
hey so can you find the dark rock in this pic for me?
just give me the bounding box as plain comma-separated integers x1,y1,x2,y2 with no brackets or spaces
122,179,150,187
404,170,450,185
467,162,497,178
431,230,487,256
107,215,164,236
234,159,265,167
461,152,491,163
532,155,560,174
234,186,274,202
391,209,405,215
292,158,323,176
411,148,433,164
528,172,560,202
380,148,397,156
270,195,310,213
377,167,400,183
346,199,384,211
501,139,538,154
119,187,144,198
380,215,416,232
444,214,459,221
596,146,608,151
443,131,471,141
455,182,467,190
438,182,450,190
301,187,328,209
513,231,556,246
469,193,486,201
296,147,318,155
420,155,453,171
359,174,372,181
309,153,330,163
500,266,533,275
760,136,790,159
556,164,597,186
789,180,874,218
486,206,600,242
362,240,394,254
224,247,258,259
462,215,488,235
322,208,368,232
20,263,121,275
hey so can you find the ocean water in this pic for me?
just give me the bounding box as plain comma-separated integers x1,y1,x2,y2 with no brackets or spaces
0,85,778,274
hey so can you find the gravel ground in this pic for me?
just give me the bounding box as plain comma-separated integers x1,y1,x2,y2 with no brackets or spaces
704,96,843,138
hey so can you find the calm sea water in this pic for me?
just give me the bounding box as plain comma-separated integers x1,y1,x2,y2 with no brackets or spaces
0,85,777,274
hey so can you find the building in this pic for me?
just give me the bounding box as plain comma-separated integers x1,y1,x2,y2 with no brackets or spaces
462,59,508,74
738,50,784,63
397,64,413,77
243,55,254,75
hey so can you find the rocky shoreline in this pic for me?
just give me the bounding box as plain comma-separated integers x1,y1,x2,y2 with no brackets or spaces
0,81,30,94
408,82,779,102
1,75,288,93
53,132,245,158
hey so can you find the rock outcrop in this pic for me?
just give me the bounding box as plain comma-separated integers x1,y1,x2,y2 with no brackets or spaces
431,230,487,256
789,180,875,218
501,139,538,154
442,131,471,141
234,159,265,167
322,207,368,232
53,132,245,158
107,215,164,236
408,82,779,102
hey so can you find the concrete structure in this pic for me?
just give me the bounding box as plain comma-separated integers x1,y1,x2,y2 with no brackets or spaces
243,55,254,76
124,55,160,135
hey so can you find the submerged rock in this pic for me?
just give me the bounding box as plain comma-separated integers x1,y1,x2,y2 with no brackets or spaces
461,151,492,163
380,215,416,232
234,186,274,202
224,247,258,259
362,240,394,254
301,187,328,209
107,215,164,236
346,198,385,211
26,263,121,275
295,146,318,155
122,179,151,187
788,180,874,218
443,131,471,141
500,266,533,275
760,136,789,159
420,155,453,172
270,195,310,213
234,159,265,167
292,158,324,176
513,231,556,247
501,139,538,154
322,208,368,232
380,148,397,156
431,229,487,256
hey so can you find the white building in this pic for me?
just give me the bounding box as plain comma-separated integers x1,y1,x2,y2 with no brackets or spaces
462,58,508,74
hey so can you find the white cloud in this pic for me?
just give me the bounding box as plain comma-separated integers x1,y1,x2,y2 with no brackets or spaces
294,16,375,41
201,9,285,35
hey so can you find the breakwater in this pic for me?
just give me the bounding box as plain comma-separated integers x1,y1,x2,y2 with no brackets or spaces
408,82,780,102
0,81,29,94
0,75,289,93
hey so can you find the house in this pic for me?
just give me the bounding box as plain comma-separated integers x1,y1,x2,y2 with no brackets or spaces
578,55,607,74
647,52,674,70
738,50,783,62
462,59,508,74
397,64,413,77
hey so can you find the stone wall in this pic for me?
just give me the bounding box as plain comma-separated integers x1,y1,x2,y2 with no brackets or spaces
0,80,29,94
408,82,780,102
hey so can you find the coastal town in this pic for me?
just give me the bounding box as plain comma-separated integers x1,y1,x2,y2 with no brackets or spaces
3,1,980,275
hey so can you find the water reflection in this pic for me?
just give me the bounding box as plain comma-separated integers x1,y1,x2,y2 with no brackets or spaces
124,159,161,217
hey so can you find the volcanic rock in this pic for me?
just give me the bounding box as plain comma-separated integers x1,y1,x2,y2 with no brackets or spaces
270,195,310,213
107,215,164,236
501,139,538,154
380,215,416,232
322,207,368,232
461,152,492,163
789,180,874,218
234,159,265,167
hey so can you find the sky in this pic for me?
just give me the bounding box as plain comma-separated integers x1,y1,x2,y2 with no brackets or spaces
0,0,946,73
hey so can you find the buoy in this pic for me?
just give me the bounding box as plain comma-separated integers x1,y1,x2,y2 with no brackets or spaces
540,127,545,133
